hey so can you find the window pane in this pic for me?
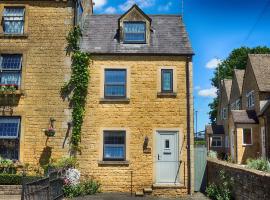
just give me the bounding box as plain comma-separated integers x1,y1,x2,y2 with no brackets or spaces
3,8,24,34
105,69,126,97
0,72,21,86
104,131,125,160
124,22,146,43
162,70,173,92
0,139,19,160
0,118,20,138
243,129,252,144
105,85,125,97
124,33,145,42
105,70,126,84
104,146,124,159
1,54,22,70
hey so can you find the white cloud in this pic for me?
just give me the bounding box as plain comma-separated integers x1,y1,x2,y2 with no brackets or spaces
198,87,217,98
158,2,172,11
104,6,117,14
206,58,222,69
119,0,155,11
93,0,107,9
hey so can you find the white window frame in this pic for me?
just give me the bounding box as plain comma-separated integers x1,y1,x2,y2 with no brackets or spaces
235,99,241,110
242,128,253,146
246,91,255,109
225,135,229,148
212,136,222,147
222,107,227,119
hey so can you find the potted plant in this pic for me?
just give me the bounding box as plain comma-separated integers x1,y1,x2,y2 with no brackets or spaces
45,118,56,137
45,127,56,137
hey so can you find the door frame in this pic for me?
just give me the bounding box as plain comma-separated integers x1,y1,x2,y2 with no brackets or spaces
230,129,234,161
153,129,180,185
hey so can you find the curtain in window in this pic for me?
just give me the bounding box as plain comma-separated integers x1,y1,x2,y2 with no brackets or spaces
3,8,25,34
105,69,126,97
0,72,21,86
124,22,146,43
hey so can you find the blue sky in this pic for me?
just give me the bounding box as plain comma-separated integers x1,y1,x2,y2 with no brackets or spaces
92,0,270,133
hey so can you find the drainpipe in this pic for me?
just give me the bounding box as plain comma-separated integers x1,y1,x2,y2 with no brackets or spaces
185,56,192,194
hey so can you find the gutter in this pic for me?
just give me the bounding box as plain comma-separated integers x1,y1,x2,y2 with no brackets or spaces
185,56,192,194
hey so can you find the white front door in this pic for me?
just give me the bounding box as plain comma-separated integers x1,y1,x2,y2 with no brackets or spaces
261,127,266,158
156,131,179,184
230,130,234,161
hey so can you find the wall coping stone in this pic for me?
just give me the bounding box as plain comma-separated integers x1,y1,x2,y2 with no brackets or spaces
207,158,270,177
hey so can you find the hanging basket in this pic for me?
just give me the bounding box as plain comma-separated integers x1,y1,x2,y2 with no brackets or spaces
45,129,56,137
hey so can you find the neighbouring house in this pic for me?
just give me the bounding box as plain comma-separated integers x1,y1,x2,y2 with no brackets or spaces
228,54,270,164
78,4,194,196
228,69,245,161
0,0,92,165
206,79,231,158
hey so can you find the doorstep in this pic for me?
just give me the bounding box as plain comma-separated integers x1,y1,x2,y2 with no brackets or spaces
152,183,186,189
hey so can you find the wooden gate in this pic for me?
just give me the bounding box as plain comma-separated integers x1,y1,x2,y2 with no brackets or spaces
21,170,64,200
194,144,207,192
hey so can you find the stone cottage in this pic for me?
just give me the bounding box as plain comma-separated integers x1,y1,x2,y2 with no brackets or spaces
0,0,92,166
78,4,195,196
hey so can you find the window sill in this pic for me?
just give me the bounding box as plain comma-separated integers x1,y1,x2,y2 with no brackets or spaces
157,92,177,98
0,33,28,39
98,160,130,166
100,98,130,103
242,144,253,146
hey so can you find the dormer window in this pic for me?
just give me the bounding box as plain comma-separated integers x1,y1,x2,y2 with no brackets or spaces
123,22,146,44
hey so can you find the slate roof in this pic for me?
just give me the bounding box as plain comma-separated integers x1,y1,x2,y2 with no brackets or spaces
234,69,245,94
249,54,270,92
205,125,224,135
81,15,193,55
231,110,259,124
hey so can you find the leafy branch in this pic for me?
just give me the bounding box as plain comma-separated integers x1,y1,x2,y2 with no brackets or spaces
62,26,91,154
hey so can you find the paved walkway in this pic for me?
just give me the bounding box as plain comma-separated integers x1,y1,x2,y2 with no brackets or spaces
0,192,209,200
73,192,209,200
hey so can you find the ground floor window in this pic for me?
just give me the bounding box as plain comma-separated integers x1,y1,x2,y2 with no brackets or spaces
212,136,222,147
103,131,125,161
225,136,229,148
243,128,252,145
0,117,20,160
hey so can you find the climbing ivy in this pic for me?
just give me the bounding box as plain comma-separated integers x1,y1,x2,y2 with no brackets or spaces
62,26,91,153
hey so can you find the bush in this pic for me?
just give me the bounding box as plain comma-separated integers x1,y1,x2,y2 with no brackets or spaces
246,157,270,172
206,170,234,200
63,179,101,198
0,174,42,185
43,157,77,174
208,150,218,159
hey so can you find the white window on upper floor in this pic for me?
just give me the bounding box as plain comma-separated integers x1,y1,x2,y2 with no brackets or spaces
231,102,236,110
221,107,227,120
246,91,255,109
212,136,222,147
235,99,241,110
3,7,25,34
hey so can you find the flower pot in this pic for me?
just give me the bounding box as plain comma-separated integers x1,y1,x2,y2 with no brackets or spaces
45,129,56,137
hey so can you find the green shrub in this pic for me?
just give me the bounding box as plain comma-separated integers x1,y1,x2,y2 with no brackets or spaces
246,157,270,172
43,157,77,174
0,174,42,185
63,179,101,198
206,170,234,200
208,150,218,159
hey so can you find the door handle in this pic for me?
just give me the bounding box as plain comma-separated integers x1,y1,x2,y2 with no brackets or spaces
158,154,160,160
